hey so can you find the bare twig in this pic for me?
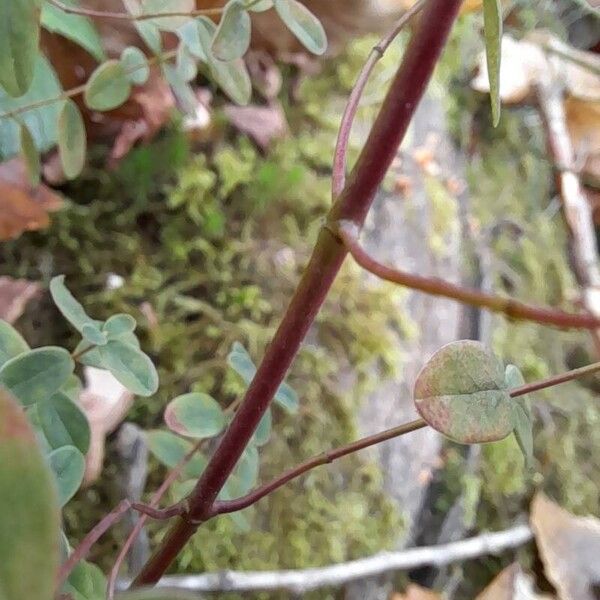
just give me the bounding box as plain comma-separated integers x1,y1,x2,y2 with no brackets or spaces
337,221,600,330
331,0,428,198
56,500,131,591
144,525,532,594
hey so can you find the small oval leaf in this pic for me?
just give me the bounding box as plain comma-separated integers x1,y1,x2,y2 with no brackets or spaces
482,0,502,126
50,275,94,332
84,60,132,111
37,391,90,454
120,46,150,85
47,445,85,507
273,0,327,55
0,347,75,407
145,429,207,478
62,559,107,600
20,122,41,186
99,340,158,397
212,1,251,61
82,323,107,346
0,389,60,600
414,340,514,444
164,392,226,439
57,99,87,179
103,313,137,337
0,320,30,368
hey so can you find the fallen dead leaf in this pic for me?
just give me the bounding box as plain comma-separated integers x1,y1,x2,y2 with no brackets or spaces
0,277,40,324
224,102,288,150
0,158,63,240
475,563,554,600
79,366,134,485
530,492,600,600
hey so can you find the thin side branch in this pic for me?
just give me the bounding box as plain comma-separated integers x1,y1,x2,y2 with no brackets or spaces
56,500,131,591
509,360,600,396
212,418,427,515
338,221,600,330
148,525,532,594
331,0,428,198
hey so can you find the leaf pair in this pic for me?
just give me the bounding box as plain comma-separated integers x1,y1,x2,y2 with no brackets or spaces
50,276,158,397
413,340,533,465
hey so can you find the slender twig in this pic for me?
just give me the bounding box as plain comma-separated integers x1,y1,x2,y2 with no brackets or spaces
132,501,187,520
47,0,223,19
0,50,177,122
331,0,428,199
146,525,532,593
212,419,426,515
71,343,96,361
107,439,204,600
56,500,131,591
132,0,464,587
337,221,600,330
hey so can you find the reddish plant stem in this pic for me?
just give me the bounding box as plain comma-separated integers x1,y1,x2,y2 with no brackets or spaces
132,0,463,587
213,419,427,515
56,500,131,591
331,0,428,198
338,221,600,330
107,439,204,599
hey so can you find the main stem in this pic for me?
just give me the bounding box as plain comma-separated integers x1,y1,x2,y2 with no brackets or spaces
132,0,463,586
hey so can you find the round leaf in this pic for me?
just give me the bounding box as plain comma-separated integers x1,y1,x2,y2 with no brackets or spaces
120,46,150,85
50,275,95,332
103,313,137,337
19,121,40,186
145,429,207,478
82,323,107,346
0,347,75,407
176,44,198,82
273,0,327,55
164,392,226,439
142,0,195,31
62,559,107,600
84,60,132,111
0,320,29,368
37,391,90,454
0,0,42,96
47,445,85,507
414,340,514,443
0,389,60,600
99,340,158,396
57,99,87,179
212,1,251,61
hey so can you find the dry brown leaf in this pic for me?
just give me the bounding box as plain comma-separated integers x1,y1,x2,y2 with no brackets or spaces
224,102,288,150
79,367,134,485
476,563,554,600
0,277,40,324
530,492,600,600
392,584,442,600
0,158,63,240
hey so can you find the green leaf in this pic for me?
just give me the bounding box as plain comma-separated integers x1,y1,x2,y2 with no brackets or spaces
120,46,150,85
20,121,40,186
117,591,200,600
57,99,87,179
37,391,90,454
74,329,140,369
505,364,533,466
123,0,162,54
50,275,95,332
41,0,106,62
177,19,206,60
99,340,158,397
228,444,259,495
228,342,299,413
197,17,251,105
142,0,195,31
145,429,207,478
61,374,83,402
104,314,137,337
62,559,107,600
252,408,271,447
47,445,85,506
0,56,62,159
164,392,226,439
212,1,251,61
248,0,273,12
413,340,514,444
0,347,74,407
176,44,198,82
0,320,29,368
273,0,326,55
482,0,502,126
162,63,198,115
82,323,108,346
0,0,42,97
84,60,132,112
0,389,60,600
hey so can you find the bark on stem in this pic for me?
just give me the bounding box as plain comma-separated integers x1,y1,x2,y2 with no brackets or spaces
132,0,463,586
